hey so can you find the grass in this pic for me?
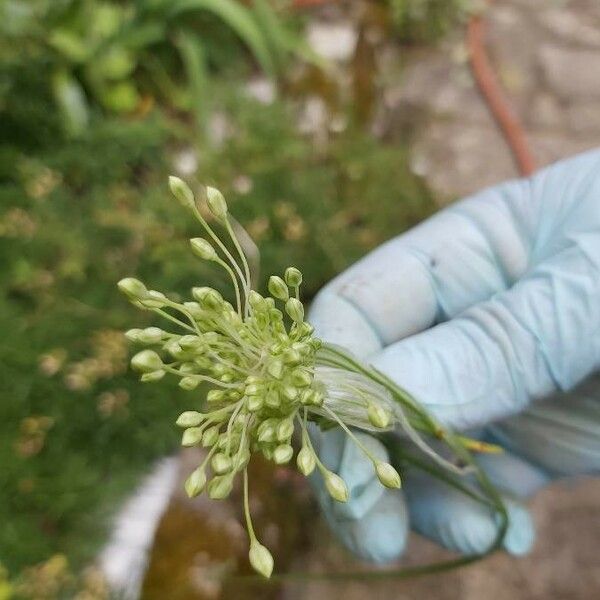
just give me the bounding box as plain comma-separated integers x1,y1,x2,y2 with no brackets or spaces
0,71,438,579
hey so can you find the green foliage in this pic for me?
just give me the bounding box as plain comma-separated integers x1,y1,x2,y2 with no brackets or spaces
388,0,473,42
0,0,311,134
0,85,437,573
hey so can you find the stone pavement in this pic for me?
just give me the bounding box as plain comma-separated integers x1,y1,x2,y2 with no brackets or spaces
379,0,600,198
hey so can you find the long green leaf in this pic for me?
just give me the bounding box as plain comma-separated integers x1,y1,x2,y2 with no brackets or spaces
174,29,210,136
168,0,277,78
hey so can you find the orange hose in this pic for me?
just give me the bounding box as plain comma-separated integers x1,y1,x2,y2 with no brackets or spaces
467,10,536,176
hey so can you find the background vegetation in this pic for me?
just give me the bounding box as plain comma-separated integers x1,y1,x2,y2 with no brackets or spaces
0,0,461,594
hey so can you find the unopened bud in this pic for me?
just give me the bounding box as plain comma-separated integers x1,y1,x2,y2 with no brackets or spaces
190,238,218,261
192,287,223,310
176,411,204,428
265,390,280,408
179,376,198,391
208,475,233,499
140,370,165,382
249,540,274,579
140,290,168,308
169,176,195,209
296,446,316,476
281,386,298,401
291,368,312,387
268,276,289,301
181,427,203,447
375,462,401,489
284,267,302,287
138,327,164,344
211,452,233,474
281,348,301,365
285,298,304,322
118,277,148,300
206,186,228,221
185,468,206,497
202,426,219,447
273,444,293,465
125,328,143,342
248,290,266,311
247,395,264,412
276,419,295,442
131,350,163,373
267,359,284,380
324,471,348,502
207,389,226,403
367,402,391,429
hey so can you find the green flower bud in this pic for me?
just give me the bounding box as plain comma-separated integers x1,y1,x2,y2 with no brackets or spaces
207,389,226,403
235,448,251,470
248,290,266,311
211,452,233,474
284,267,303,287
140,370,165,382
285,298,304,323
208,475,233,499
164,341,185,360
185,468,207,498
190,238,218,261
281,348,301,365
367,402,391,429
324,471,348,503
276,419,295,442
310,390,324,406
265,390,280,408
125,328,143,342
291,368,312,387
192,287,223,310
183,301,203,318
296,446,316,476
249,540,274,579
179,335,202,350
273,444,293,465
375,462,401,489
267,359,284,380
257,420,276,443
137,327,164,344
281,385,298,401
247,395,264,412
179,376,198,391
176,411,204,428
181,427,203,447
268,276,289,301
202,426,219,447
245,383,262,396
206,186,228,221
140,290,168,308
118,277,148,300
131,350,163,373
169,176,195,209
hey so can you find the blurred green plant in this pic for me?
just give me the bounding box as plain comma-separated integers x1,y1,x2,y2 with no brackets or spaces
0,0,315,135
388,0,474,42
0,72,437,573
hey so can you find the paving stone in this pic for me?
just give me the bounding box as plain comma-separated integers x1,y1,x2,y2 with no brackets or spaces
538,44,600,100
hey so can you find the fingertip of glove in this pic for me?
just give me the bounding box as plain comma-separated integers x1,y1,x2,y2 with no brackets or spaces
334,488,409,564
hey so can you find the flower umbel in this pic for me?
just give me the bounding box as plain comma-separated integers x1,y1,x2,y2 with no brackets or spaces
119,176,503,578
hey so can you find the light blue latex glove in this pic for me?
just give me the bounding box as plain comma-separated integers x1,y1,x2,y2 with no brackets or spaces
308,149,600,563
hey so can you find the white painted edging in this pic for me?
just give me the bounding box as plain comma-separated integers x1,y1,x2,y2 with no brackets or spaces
99,457,179,599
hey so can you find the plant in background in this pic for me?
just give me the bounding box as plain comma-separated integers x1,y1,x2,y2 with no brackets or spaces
120,177,507,578
0,0,316,135
388,0,474,42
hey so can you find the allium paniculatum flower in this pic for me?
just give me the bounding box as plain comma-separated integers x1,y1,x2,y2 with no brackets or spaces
120,177,504,578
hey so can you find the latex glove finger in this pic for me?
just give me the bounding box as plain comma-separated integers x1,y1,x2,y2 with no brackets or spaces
403,449,549,556
310,149,600,361
309,426,408,563
488,374,600,476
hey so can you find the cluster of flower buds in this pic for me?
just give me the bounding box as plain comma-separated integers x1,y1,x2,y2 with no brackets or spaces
119,177,401,578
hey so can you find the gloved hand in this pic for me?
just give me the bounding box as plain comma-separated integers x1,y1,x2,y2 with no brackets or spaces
308,148,600,563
